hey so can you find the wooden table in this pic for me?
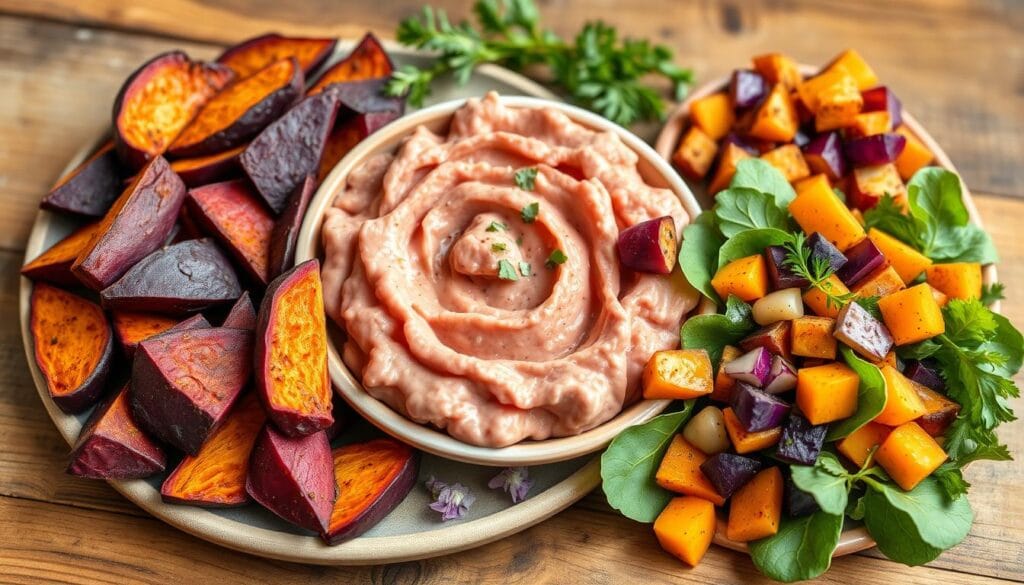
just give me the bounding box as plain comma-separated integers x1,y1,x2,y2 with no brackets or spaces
2,1,1022,583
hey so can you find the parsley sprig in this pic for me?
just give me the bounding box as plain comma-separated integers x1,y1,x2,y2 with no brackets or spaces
385,0,693,125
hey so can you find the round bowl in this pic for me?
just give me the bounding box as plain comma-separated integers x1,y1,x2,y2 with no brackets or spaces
654,65,999,556
296,95,706,467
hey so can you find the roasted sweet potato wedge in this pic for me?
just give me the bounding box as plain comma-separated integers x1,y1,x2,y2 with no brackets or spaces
329,77,405,118
186,180,274,284
30,283,113,413
100,238,242,314
255,260,332,436
308,33,393,94
113,51,234,169
40,141,125,217
217,33,337,79
317,107,402,182
168,58,304,158
71,156,186,290
170,145,246,187
222,290,257,330
246,425,335,533
241,91,341,213
322,439,418,545
21,222,100,286
111,311,210,358
268,175,316,280
130,326,252,454
161,393,265,506
67,385,166,479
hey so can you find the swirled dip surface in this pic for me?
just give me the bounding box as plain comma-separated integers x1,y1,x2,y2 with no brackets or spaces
321,93,699,447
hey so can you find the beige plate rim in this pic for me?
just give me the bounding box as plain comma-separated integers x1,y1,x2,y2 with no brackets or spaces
654,64,999,556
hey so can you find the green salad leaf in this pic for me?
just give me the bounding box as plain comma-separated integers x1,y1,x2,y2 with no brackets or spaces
600,402,695,523
826,348,888,441
717,228,792,269
749,512,843,583
728,158,797,207
790,452,850,515
678,211,725,301
980,282,1006,306
679,295,756,366
714,187,791,237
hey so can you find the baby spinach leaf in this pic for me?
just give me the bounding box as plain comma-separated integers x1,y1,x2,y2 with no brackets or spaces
600,402,695,523
749,512,843,583
861,477,973,566
714,187,791,238
717,227,792,270
729,158,797,207
679,211,725,301
789,452,850,515
680,296,756,366
825,347,888,441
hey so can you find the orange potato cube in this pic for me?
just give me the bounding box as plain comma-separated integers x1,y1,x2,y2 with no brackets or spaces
797,363,861,425
711,254,769,302
748,84,799,142
852,265,906,299
894,126,934,180
753,53,802,89
814,75,863,132
867,228,932,283
673,126,718,180
802,275,851,319
643,350,714,400
875,422,947,491
726,467,783,542
789,178,865,252
690,92,735,141
837,421,892,467
655,435,726,505
791,316,837,359
797,69,850,112
851,163,907,210
875,365,928,426
723,408,783,454
878,284,946,345
708,143,752,196
848,111,892,138
760,144,810,183
654,496,717,567
711,345,742,403
822,49,879,90
925,263,983,301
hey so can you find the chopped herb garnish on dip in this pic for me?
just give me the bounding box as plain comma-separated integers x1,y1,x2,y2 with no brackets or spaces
485,221,507,232
521,201,540,223
519,261,532,277
515,167,539,191
545,248,568,268
492,242,508,252
498,259,519,280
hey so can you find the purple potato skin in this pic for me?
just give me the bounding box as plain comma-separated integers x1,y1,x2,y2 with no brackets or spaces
617,216,677,274
66,385,166,479
216,34,338,79
360,110,403,134
861,86,903,130
837,237,886,287
172,149,244,187
732,383,791,432
323,77,406,118
834,301,894,362
71,156,186,290
765,245,811,289
222,290,257,330
785,472,820,517
267,175,316,281
41,143,125,218
119,313,210,360
844,133,907,167
740,321,792,360
167,58,305,159
903,360,945,392
241,91,341,214
802,131,847,180
130,327,252,455
807,232,848,273
729,69,767,109
775,414,828,465
246,426,335,533
322,448,420,545
699,453,762,499
100,238,242,315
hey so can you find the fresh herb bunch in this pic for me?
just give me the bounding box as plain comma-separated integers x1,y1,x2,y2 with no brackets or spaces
385,0,694,125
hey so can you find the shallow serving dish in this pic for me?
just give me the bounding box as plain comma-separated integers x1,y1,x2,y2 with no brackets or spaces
296,94,708,467
653,65,999,557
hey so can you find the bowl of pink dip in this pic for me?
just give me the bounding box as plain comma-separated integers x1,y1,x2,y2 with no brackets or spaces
297,92,705,465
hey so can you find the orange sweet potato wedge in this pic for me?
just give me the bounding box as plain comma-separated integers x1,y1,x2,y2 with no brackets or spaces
130,326,252,454
67,385,166,479
30,283,113,413
222,290,257,330
71,155,187,290
21,222,100,286
111,311,211,358
40,141,126,217
170,144,246,187
113,51,234,169
322,438,419,544
217,33,337,80
267,175,316,281
160,393,265,506
246,426,336,533
255,259,332,436
308,33,393,95
186,180,275,284
168,58,304,158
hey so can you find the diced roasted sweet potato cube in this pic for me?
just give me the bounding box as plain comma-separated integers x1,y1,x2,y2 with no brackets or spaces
689,92,734,141
673,126,718,180
913,383,960,437
814,75,863,132
796,363,860,425
67,385,166,479
850,163,906,210
894,126,934,180
925,263,983,301
739,321,792,361
748,84,799,143
867,228,932,284
848,111,892,138
712,254,769,302
711,345,742,403
875,365,928,426
655,435,725,505
789,176,865,252
308,33,394,94
878,284,945,345
837,421,891,467
822,49,879,90
852,265,906,299
752,53,802,89
708,143,752,195
760,144,810,183
643,350,714,400
875,422,947,491
791,316,837,360
802,275,850,318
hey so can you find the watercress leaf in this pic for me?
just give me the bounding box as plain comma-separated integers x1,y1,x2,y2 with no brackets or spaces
907,167,969,231
600,402,696,523
680,295,756,367
729,158,797,207
863,195,924,249
981,310,1024,376
749,512,843,583
678,211,725,301
861,477,973,566
930,224,998,264
826,347,888,440
846,492,866,521
717,228,793,270
896,339,941,361
714,187,791,237
790,453,850,515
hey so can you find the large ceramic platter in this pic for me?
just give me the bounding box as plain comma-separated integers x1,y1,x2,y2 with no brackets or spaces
18,39,607,565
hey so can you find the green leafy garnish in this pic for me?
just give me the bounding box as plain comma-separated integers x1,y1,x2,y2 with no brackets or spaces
386,0,693,125
717,228,792,270
782,231,868,312
679,295,756,366
981,282,1006,306
518,261,532,276
521,201,540,223
491,242,508,252
678,211,725,301
497,259,519,280
713,187,791,238
486,221,507,232
545,248,568,268
826,348,888,440
728,158,797,207
789,452,851,515
749,512,843,583
514,167,538,191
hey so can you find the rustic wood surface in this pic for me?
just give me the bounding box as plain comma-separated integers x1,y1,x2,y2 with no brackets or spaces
1,1,1022,583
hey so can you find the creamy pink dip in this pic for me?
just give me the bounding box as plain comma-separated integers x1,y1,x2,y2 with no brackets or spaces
321,93,699,447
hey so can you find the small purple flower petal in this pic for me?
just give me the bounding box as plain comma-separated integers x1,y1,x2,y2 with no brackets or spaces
426,478,475,521
488,467,534,504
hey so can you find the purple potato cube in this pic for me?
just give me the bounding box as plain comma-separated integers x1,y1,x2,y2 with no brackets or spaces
802,131,847,180
834,301,894,362
729,69,768,109
699,453,763,499
837,237,886,287
766,245,811,289
808,232,848,273
732,383,791,432
861,86,903,130
776,414,828,465
903,360,945,392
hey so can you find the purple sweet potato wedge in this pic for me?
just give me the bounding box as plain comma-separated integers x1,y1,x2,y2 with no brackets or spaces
267,175,316,280
322,439,419,545
130,326,252,454
67,385,166,479
217,33,337,80
71,155,186,290
100,238,242,315
169,145,246,187
21,222,100,286
186,180,275,284
255,259,332,436
222,290,257,330
41,141,125,217
246,425,335,533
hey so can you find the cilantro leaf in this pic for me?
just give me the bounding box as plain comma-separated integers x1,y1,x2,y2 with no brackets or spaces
518,261,532,276
981,282,1006,306
492,242,508,252
515,167,538,191
521,201,540,223
486,221,507,232
545,248,568,268
497,259,519,280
